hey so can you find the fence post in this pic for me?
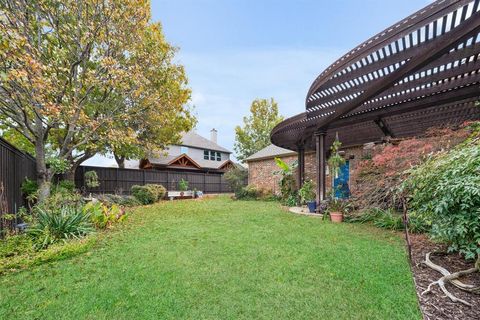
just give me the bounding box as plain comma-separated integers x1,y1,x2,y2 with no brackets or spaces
82,166,86,192
116,168,119,194
203,173,206,193
142,170,146,186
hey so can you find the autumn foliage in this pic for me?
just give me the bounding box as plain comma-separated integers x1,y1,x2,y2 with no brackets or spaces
351,124,473,210
0,1,195,199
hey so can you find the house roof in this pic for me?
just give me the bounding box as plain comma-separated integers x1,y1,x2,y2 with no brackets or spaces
177,131,231,153
245,144,296,162
147,153,235,170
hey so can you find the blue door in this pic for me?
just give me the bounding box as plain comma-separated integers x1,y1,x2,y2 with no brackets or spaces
333,160,350,199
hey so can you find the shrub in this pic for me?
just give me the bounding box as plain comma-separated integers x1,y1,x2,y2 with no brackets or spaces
131,185,156,204
145,184,166,201
84,170,100,188
0,234,34,258
83,202,126,229
96,194,141,207
345,207,429,233
27,206,94,249
256,188,277,201
37,188,83,213
178,179,189,191
21,178,38,209
55,180,76,192
131,184,165,205
274,157,298,206
298,180,316,204
21,178,38,197
351,125,473,210
372,209,403,230
284,194,298,207
401,136,480,260
236,185,258,200
224,167,248,195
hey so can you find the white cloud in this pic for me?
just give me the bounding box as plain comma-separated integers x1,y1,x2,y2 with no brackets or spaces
85,46,344,166
178,47,344,159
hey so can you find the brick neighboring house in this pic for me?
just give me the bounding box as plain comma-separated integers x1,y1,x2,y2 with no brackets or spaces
245,143,368,196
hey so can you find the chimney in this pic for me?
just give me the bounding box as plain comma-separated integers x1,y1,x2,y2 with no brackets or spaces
210,128,218,144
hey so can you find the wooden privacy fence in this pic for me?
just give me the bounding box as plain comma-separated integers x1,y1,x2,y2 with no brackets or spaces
0,138,36,215
0,137,242,209
76,166,239,195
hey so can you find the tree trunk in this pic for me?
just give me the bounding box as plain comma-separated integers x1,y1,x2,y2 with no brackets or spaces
114,154,126,169
64,165,77,182
64,152,94,183
35,139,51,202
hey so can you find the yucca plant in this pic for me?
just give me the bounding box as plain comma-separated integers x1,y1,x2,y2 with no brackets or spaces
28,206,94,249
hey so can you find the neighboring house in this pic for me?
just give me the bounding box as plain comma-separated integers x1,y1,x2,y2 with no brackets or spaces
245,143,366,195
134,129,236,174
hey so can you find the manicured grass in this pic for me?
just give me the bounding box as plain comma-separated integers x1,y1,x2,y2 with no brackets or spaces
0,196,420,319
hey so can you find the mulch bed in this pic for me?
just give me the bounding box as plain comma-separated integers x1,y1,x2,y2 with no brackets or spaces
409,234,480,320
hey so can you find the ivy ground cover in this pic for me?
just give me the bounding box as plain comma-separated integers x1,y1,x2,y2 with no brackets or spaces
0,196,420,319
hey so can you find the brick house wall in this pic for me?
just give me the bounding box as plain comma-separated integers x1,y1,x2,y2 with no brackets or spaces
247,154,297,194
247,145,369,196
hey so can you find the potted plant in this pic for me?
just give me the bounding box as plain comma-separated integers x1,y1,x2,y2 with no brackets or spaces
298,180,316,213
327,134,345,182
179,179,194,198
328,198,345,223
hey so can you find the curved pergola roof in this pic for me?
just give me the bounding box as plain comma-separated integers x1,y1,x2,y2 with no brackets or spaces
271,0,480,151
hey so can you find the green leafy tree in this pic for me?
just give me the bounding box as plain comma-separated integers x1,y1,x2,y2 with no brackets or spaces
0,1,194,199
0,126,35,155
234,98,283,162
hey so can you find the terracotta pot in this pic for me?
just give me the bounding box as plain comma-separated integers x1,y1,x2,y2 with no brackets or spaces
330,211,343,223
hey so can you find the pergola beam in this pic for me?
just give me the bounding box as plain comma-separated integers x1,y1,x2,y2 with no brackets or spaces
271,1,480,154
374,118,394,138
308,12,480,130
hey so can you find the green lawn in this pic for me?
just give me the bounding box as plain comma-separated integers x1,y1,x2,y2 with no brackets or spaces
0,196,420,319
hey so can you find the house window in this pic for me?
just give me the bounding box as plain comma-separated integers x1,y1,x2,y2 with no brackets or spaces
216,152,221,161
180,146,189,154
210,150,216,160
204,150,209,160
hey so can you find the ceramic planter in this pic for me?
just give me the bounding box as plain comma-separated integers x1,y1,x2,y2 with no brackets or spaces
306,201,317,213
330,211,344,223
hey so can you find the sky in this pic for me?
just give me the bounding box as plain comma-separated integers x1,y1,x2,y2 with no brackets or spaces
86,0,431,166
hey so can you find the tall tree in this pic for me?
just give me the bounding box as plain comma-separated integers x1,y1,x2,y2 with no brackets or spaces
0,1,194,199
234,98,283,162
107,23,196,168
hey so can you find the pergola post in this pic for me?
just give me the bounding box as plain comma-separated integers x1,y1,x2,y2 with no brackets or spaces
315,132,326,205
297,144,305,188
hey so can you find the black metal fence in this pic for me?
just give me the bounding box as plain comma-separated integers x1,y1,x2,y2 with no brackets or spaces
75,166,237,194
0,138,36,215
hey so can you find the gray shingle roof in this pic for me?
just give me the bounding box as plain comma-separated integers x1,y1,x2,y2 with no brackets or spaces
178,131,231,153
245,144,296,162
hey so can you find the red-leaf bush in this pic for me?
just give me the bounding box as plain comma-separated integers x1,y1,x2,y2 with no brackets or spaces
351,123,474,210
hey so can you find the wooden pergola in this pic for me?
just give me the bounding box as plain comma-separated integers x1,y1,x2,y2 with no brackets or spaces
271,0,480,205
